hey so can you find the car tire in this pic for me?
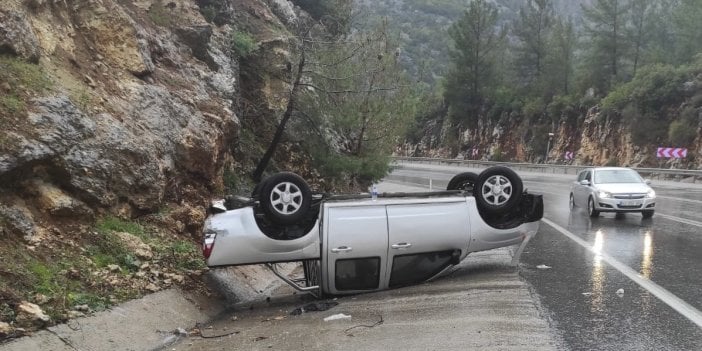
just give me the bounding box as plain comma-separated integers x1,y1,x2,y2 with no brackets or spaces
642,210,654,219
474,166,523,214
447,172,479,192
569,193,575,211
588,197,600,217
259,172,312,225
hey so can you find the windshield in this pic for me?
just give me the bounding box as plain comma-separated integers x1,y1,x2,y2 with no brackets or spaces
594,169,643,184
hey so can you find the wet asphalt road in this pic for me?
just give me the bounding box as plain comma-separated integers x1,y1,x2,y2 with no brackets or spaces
388,165,702,350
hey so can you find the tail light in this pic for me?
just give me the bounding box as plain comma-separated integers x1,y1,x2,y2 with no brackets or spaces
202,231,217,259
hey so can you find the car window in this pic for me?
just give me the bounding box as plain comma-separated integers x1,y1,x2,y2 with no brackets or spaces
584,171,592,182
335,257,380,291
594,169,643,184
389,251,454,288
577,171,587,182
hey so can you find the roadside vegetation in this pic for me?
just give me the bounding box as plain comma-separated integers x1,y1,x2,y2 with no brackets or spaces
360,0,702,163
0,55,52,155
0,215,205,333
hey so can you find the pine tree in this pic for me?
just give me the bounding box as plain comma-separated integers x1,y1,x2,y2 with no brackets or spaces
581,0,632,92
546,17,577,96
672,0,702,63
444,0,506,127
512,0,555,90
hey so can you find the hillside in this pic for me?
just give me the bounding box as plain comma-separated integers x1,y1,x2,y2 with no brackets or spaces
0,0,382,339
374,0,702,169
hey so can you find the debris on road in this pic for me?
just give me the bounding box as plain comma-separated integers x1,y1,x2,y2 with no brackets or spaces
324,313,351,322
616,288,624,297
536,264,552,270
582,292,592,296
290,301,339,315
344,315,384,335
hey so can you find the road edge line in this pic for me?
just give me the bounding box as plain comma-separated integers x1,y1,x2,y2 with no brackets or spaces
542,217,702,329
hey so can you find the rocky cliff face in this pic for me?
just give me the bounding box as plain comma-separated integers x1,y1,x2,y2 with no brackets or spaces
409,96,702,169
0,0,309,332
0,0,312,238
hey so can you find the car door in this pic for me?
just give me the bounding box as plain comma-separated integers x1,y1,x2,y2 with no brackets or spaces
323,205,389,295
575,170,592,207
573,170,586,207
385,199,470,289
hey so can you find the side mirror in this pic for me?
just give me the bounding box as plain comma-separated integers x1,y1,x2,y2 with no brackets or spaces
580,180,590,186
644,179,651,185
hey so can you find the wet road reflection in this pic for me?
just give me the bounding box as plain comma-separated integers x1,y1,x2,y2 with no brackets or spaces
389,166,702,350
524,183,702,350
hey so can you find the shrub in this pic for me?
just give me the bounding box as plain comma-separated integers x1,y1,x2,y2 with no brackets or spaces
630,114,668,145
603,64,687,114
668,120,698,146
690,93,702,108
231,31,258,58
522,97,545,120
201,5,217,23
680,106,699,124
491,146,504,162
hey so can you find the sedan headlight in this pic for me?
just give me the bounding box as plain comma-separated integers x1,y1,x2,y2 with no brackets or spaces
598,190,612,198
646,189,656,199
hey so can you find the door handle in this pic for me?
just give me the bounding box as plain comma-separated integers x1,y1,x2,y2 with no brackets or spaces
391,242,412,249
331,246,352,253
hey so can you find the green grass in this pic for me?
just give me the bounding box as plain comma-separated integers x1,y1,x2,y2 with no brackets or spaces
70,89,92,111
28,262,58,295
96,217,145,238
0,55,50,116
149,1,175,27
91,217,153,272
0,55,51,92
67,292,109,311
154,240,205,270
231,31,258,57
0,95,24,113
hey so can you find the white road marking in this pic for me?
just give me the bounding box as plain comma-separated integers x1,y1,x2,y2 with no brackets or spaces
655,213,702,228
542,218,702,329
657,195,702,205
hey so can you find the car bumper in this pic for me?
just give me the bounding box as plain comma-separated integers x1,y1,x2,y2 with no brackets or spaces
595,197,656,212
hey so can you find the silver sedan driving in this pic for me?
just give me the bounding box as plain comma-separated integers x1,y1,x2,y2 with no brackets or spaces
569,167,656,218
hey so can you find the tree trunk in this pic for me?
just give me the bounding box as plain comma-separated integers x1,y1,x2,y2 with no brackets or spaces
252,50,306,182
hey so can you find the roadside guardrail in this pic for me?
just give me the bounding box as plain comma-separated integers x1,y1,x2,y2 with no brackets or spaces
392,157,702,184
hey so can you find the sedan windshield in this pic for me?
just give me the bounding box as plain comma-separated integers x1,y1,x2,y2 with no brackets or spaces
594,169,643,184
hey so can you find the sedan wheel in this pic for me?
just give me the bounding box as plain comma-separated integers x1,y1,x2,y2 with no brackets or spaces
588,197,600,218
569,194,575,211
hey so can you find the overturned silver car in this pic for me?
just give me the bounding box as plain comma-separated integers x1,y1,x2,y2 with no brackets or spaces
202,167,543,297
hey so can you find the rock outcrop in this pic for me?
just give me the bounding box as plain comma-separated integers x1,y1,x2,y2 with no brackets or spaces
0,0,311,334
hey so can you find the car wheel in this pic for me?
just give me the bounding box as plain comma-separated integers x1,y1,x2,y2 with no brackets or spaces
588,197,600,218
447,172,479,192
259,172,312,225
642,210,654,219
474,166,523,214
569,193,575,211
